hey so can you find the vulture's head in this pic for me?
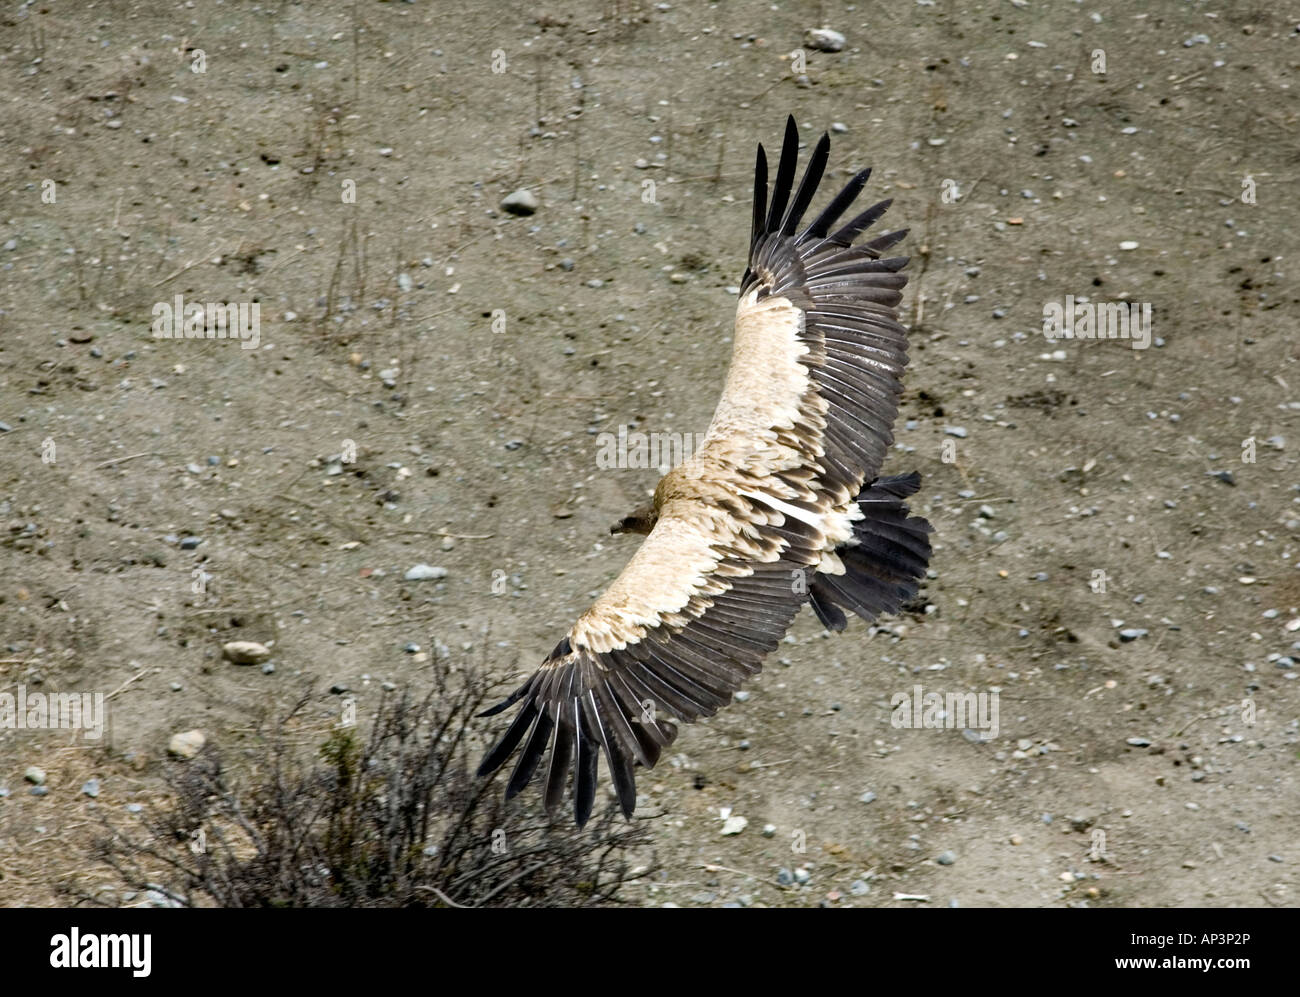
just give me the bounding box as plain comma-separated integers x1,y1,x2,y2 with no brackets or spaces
610,501,658,536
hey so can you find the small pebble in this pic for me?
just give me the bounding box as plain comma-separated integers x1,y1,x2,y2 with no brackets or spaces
167,729,205,759
404,563,447,581
720,814,748,835
223,640,271,664
804,26,846,52
501,189,539,216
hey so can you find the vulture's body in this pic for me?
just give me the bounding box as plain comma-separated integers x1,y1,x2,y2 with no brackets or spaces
478,118,933,825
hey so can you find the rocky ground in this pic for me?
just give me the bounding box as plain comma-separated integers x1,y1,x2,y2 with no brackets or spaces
0,1,1297,907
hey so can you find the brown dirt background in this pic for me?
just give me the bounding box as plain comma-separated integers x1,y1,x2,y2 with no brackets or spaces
1,1,1297,908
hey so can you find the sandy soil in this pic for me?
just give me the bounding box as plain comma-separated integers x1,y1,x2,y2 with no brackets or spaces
1,1,1297,907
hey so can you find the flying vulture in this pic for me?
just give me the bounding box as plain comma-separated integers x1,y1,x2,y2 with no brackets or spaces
478,117,933,825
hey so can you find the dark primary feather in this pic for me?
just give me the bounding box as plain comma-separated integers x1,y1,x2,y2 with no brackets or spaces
506,709,553,799
750,143,768,258
827,197,893,247
801,167,871,243
764,115,801,235
780,131,829,236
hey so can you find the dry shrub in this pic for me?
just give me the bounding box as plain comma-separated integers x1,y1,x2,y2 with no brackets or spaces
83,662,652,907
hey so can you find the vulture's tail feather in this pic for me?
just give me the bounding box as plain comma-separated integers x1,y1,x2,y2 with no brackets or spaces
809,472,932,631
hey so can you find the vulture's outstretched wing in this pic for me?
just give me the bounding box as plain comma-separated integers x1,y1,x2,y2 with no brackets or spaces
734,115,913,505
478,116,930,826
